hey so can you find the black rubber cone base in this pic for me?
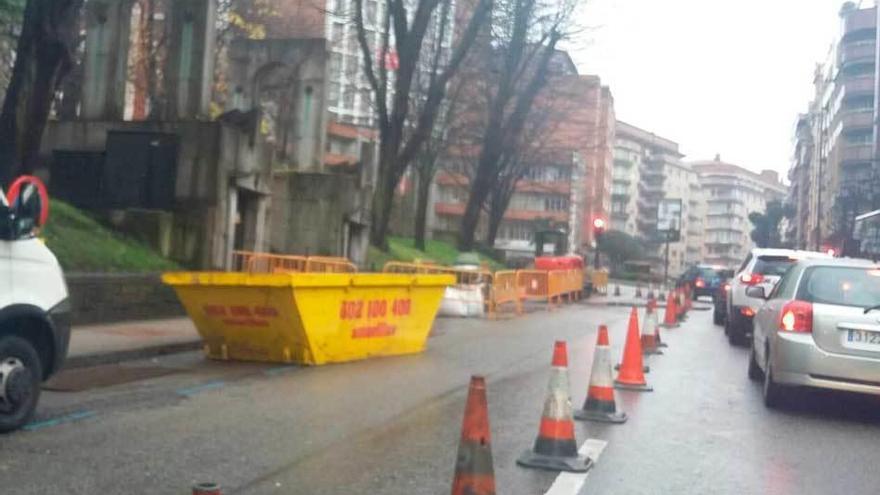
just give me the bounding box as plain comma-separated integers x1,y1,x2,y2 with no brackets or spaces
643,349,664,356
574,408,627,424
516,450,592,473
661,323,679,329
615,363,650,373
658,341,669,348
614,380,653,392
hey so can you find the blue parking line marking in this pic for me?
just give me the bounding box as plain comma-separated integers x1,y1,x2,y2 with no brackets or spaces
24,410,96,432
176,380,226,397
264,366,296,376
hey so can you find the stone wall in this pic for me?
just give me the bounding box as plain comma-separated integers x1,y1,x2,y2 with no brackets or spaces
66,273,185,326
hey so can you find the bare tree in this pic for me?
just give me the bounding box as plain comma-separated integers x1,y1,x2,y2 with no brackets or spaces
456,0,575,250
352,0,493,248
0,0,84,187
482,86,575,247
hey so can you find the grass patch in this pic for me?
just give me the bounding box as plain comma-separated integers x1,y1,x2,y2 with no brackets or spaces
367,236,503,271
42,201,180,273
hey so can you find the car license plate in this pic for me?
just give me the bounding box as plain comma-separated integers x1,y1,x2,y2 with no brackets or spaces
843,329,880,350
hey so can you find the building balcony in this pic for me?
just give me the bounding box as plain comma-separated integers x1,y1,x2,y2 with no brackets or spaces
640,164,665,178
840,110,874,131
840,144,873,165
707,196,744,205
842,75,875,97
706,210,742,218
612,192,630,202
639,181,664,195
840,42,876,67
843,7,876,37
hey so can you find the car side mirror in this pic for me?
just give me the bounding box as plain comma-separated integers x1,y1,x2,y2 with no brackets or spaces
746,286,767,299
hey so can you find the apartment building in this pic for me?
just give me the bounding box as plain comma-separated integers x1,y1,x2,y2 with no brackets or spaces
789,3,880,254
431,62,615,260
691,158,786,268
611,122,703,277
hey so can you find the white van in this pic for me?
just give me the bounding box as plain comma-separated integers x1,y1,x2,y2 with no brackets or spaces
0,179,70,432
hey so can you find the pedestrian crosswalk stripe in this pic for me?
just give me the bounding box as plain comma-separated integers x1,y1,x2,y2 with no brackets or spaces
543,438,608,495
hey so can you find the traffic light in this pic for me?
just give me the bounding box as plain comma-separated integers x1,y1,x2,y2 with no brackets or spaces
592,218,606,239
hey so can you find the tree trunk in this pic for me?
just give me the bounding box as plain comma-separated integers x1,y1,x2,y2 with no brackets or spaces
0,0,84,187
414,167,433,251
485,187,511,249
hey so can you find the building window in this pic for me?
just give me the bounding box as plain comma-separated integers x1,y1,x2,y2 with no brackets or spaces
327,82,340,107
545,196,569,211
329,52,342,80
359,88,371,115
331,23,344,44
343,85,355,109
366,0,377,26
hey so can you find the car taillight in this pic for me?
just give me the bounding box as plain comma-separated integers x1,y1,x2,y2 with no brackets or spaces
740,273,764,285
778,300,813,333
695,278,705,288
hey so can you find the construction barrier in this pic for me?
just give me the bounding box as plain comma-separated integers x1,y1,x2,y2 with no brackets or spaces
162,272,454,365
383,261,491,285
232,251,357,274
487,270,522,318
590,270,609,295
517,270,555,310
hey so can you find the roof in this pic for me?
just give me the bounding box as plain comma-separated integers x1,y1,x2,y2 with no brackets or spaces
749,248,833,259
690,160,785,191
796,257,879,268
324,152,358,167
327,121,377,140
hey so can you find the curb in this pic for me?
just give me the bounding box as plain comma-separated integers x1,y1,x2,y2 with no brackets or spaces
64,340,203,369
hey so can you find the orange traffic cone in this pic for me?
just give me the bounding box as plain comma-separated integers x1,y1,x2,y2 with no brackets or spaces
575,326,627,424
615,310,653,392
517,341,592,473
641,300,663,355
615,307,649,373
451,376,496,495
654,299,669,348
192,483,222,495
662,291,679,328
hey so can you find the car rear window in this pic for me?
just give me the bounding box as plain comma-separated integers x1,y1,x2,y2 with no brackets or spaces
697,267,720,278
798,266,880,308
753,256,795,276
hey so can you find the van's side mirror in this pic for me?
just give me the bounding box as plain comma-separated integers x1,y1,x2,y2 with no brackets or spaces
10,182,44,239
746,286,767,300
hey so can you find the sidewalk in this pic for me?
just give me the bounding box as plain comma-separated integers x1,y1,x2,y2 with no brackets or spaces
66,318,202,369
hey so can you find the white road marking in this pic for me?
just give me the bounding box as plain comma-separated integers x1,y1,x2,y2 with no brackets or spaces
543,438,608,495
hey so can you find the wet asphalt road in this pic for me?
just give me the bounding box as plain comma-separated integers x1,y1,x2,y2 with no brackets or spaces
3,301,880,494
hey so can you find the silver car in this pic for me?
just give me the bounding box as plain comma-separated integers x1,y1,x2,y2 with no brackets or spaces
748,257,880,408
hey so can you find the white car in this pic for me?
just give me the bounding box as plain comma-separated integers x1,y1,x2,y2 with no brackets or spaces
725,248,832,346
0,180,70,432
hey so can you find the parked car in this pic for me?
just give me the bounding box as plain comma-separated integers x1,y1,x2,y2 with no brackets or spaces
726,249,832,346
712,269,735,325
677,264,729,300
748,257,880,408
0,178,70,432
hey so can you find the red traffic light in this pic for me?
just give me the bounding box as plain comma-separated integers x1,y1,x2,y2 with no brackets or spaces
592,218,606,231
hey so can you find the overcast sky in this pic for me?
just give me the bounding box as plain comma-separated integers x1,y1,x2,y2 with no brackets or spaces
565,0,861,179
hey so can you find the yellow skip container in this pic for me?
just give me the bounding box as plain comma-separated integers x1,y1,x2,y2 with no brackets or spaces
162,272,454,365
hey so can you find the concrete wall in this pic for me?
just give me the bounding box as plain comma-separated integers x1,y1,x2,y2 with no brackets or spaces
270,171,369,263
41,119,272,269
227,38,328,171
67,273,185,325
